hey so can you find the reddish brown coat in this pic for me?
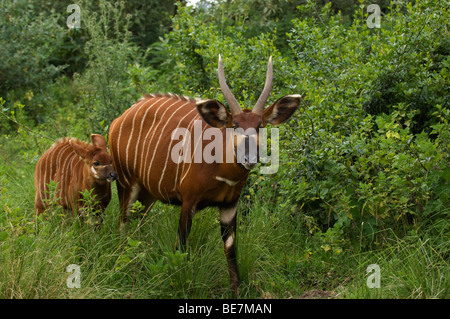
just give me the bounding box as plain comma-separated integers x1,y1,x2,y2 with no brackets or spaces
34,134,116,216
109,94,249,215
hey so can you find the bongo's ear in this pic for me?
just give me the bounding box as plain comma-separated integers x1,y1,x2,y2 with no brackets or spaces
90,134,108,150
197,99,232,128
69,139,91,161
262,95,301,126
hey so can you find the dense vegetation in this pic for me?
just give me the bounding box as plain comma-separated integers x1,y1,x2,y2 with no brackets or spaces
0,0,448,299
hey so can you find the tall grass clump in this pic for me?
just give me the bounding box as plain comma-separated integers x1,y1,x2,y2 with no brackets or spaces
349,229,449,299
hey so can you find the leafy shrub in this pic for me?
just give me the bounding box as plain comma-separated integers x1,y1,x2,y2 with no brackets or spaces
155,4,286,106
0,0,66,121
276,0,449,247
74,0,145,134
362,1,449,134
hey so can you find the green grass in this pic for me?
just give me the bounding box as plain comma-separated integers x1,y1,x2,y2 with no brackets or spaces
0,161,448,299
348,231,449,299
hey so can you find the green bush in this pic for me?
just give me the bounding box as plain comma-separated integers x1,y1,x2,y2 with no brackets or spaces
74,0,146,134
154,4,286,106
275,0,449,247
0,0,66,121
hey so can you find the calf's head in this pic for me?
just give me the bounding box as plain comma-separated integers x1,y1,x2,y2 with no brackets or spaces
197,56,302,170
69,134,117,183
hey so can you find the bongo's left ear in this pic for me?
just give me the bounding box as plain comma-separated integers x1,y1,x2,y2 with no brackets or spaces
262,95,302,126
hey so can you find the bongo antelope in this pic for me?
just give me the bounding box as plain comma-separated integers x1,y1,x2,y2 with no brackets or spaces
109,56,301,292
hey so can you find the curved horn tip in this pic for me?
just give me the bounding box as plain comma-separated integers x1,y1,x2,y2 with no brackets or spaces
252,56,274,115
217,54,242,114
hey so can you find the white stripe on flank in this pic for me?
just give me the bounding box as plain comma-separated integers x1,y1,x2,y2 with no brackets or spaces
114,100,146,186
139,97,174,181
141,98,180,195
156,101,195,197
109,119,129,189
67,155,77,207
44,149,53,198
125,98,152,180
116,98,148,186
144,99,187,199
111,116,128,186
132,99,160,173
59,145,74,205
43,150,52,203
55,143,72,188
36,156,43,205
45,143,60,193
179,119,207,189
172,112,201,192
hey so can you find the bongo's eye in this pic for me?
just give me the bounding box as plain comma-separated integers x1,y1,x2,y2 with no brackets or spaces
93,161,100,166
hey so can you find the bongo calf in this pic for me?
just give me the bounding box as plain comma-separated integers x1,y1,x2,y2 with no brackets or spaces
34,134,116,220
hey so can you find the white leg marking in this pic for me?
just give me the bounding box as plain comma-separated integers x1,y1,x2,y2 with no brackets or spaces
219,203,238,225
126,183,141,217
225,235,234,249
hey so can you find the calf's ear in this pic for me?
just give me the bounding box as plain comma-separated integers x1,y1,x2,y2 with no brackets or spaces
91,134,108,150
69,139,90,161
